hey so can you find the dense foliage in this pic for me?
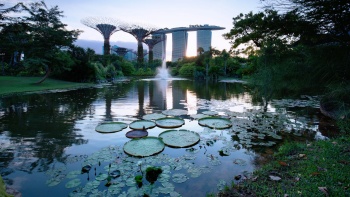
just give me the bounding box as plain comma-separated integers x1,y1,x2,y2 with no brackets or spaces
223,0,350,123
0,2,161,83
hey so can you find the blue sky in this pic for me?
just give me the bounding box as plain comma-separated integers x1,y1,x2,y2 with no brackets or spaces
5,0,262,58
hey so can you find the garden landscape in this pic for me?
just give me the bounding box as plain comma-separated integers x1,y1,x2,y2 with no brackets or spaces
0,0,350,197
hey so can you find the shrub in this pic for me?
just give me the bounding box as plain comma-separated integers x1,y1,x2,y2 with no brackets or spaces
179,63,195,77
92,62,106,81
121,61,135,76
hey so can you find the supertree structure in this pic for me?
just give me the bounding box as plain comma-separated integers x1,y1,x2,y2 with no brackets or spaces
111,47,129,57
144,34,165,63
81,17,122,55
120,23,159,63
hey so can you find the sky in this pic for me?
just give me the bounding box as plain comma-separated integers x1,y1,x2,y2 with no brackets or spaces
4,0,263,60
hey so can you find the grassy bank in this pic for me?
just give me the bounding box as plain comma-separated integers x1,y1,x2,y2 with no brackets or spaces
215,136,350,197
0,76,94,96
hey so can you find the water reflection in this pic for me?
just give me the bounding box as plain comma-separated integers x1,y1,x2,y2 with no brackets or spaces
0,80,332,196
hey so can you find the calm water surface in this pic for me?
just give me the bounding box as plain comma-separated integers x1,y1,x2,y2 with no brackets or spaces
0,79,331,196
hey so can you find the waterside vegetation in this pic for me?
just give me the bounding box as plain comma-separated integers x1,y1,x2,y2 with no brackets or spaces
1,0,350,196
213,136,350,197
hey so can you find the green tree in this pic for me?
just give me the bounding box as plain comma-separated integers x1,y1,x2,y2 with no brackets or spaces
261,0,350,45
0,2,22,25
221,49,230,76
0,3,27,67
197,47,204,55
223,9,310,51
21,1,81,83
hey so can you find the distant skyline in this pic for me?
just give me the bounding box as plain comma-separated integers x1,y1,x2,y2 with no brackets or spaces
4,0,263,60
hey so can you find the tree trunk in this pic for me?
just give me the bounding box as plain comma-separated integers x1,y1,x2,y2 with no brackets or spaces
35,64,51,84
148,50,153,64
137,41,144,64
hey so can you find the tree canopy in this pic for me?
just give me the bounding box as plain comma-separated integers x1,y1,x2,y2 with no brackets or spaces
0,1,81,83
225,0,350,52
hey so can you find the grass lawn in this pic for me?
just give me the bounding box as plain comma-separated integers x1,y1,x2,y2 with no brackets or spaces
0,76,93,96
214,136,350,197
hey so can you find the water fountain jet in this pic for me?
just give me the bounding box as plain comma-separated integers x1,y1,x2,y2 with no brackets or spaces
155,59,170,80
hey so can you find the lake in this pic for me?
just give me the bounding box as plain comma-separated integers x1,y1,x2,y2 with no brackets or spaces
0,78,332,197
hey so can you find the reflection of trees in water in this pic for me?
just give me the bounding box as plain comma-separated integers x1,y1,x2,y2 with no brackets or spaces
0,88,99,175
100,82,135,119
136,81,146,118
186,80,248,100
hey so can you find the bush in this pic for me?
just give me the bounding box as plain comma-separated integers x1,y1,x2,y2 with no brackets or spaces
105,64,117,81
121,61,135,76
133,67,154,76
179,63,195,77
92,62,106,81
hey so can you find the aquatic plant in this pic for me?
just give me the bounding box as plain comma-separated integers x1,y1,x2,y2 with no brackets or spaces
145,166,163,185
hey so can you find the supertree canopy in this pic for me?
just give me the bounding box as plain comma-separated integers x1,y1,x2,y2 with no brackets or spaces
144,34,165,63
81,17,122,55
120,23,159,63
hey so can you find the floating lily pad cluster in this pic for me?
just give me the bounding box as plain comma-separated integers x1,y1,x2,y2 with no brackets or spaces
198,117,232,129
142,113,166,120
270,95,320,108
95,122,128,133
129,120,156,130
155,117,185,128
49,146,212,196
73,101,320,196
159,129,200,148
162,109,188,116
195,98,319,149
123,137,165,157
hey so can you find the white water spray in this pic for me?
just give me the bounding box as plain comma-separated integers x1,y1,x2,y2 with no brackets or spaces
155,57,170,79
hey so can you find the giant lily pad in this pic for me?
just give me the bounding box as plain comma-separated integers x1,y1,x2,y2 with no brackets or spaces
142,113,166,120
155,117,185,128
162,109,188,116
95,122,128,133
198,117,232,129
125,130,148,138
202,111,219,116
65,178,81,188
159,129,200,148
123,137,165,157
129,120,156,130
190,114,210,120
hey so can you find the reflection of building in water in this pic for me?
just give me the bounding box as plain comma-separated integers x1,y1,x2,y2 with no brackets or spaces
172,82,187,110
147,80,188,111
149,81,168,110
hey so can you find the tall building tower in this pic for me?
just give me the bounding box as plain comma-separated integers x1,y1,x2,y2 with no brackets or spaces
172,31,188,62
197,29,212,52
153,34,167,61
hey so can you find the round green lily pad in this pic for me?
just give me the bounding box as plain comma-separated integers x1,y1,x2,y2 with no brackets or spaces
123,137,165,157
198,117,232,129
125,130,148,138
65,178,81,188
202,111,219,116
172,173,189,183
155,117,185,128
190,114,210,120
162,109,188,116
159,129,200,148
129,120,156,130
142,113,166,120
95,122,128,133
